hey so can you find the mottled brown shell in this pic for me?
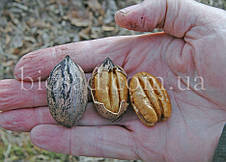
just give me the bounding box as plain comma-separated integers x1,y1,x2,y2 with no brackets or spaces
90,57,128,121
129,72,171,127
47,55,88,127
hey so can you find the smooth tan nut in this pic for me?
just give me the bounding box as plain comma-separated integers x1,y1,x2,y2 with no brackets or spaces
129,72,171,127
90,57,128,120
47,55,88,128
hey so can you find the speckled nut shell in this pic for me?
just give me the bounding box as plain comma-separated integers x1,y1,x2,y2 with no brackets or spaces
47,55,88,127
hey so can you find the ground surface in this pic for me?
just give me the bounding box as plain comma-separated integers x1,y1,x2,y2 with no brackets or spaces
0,0,225,161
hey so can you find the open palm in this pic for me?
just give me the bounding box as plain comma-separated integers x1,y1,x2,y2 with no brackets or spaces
0,0,226,161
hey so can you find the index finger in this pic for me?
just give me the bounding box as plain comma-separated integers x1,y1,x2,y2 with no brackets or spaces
14,36,135,81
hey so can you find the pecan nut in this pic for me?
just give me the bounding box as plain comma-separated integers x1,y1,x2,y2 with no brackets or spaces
129,72,171,126
47,55,88,127
90,57,128,120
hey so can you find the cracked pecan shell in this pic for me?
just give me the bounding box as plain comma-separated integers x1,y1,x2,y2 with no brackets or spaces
90,57,128,120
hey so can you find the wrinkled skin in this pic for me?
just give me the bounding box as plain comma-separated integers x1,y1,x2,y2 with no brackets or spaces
0,0,226,161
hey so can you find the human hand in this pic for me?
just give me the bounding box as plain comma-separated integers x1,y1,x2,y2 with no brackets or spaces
0,0,226,161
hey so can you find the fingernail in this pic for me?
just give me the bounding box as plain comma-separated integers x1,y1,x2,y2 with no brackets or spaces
116,4,139,16
117,9,129,15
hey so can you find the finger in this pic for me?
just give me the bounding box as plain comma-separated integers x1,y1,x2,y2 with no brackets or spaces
115,0,224,37
0,107,54,132
0,103,137,132
0,73,92,111
14,36,135,81
30,124,138,160
0,79,46,111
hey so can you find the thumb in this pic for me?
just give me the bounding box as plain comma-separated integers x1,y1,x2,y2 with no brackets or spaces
115,0,223,38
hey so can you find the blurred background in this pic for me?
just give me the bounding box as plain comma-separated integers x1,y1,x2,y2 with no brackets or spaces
0,0,225,161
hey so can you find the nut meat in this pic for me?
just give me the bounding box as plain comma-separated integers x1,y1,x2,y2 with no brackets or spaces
47,55,88,127
129,72,171,126
90,57,128,120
